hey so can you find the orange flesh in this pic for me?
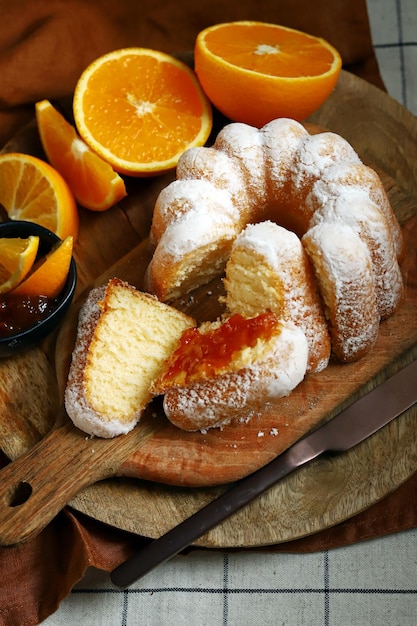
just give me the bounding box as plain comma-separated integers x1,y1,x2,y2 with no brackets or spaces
0,153,79,241
204,24,336,77
37,101,126,210
160,312,278,385
80,56,208,162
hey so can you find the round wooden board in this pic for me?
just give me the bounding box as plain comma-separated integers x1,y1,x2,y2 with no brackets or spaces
1,71,417,548
69,405,417,548
68,71,417,547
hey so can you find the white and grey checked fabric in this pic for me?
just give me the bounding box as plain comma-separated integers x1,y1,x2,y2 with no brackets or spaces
43,530,417,625
42,1,417,624
368,0,417,114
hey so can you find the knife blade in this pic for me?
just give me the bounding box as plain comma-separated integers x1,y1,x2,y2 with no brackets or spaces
111,357,417,588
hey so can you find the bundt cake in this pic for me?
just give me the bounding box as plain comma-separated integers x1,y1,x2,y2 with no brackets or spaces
64,278,195,438
65,120,405,437
151,312,308,432
145,117,404,365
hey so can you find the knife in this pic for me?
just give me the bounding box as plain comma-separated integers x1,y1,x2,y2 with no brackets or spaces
111,357,417,588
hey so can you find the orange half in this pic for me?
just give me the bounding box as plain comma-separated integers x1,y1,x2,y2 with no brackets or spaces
194,21,342,126
73,48,213,176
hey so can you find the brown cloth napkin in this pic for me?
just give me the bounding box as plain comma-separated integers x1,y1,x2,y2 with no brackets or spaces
0,1,413,625
1,463,416,626
0,0,384,146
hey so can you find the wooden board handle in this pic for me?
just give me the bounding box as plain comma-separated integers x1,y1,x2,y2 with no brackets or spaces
0,414,164,546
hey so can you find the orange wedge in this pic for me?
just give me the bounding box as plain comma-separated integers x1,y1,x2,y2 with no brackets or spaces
0,236,40,294
13,236,73,298
73,48,213,176
0,153,79,240
36,100,127,211
194,21,342,126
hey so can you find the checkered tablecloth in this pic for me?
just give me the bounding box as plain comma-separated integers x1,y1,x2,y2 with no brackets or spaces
42,1,417,624
368,0,417,114
43,530,417,625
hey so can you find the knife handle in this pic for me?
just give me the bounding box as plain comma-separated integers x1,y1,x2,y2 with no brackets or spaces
111,441,321,588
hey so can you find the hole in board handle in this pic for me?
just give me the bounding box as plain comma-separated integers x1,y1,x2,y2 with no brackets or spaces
6,481,33,507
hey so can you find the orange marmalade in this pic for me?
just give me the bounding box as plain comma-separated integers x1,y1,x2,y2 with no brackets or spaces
158,311,279,387
0,292,56,338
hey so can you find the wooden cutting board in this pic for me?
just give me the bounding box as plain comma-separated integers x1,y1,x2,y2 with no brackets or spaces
0,70,416,548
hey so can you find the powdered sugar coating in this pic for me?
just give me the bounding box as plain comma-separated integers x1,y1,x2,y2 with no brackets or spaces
214,122,267,216
145,208,240,300
309,191,403,318
262,118,308,197
224,221,331,373
176,147,251,224
293,132,361,179
287,132,362,232
151,208,239,260
229,221,299,270
163,320,308,432
151,178,240,245
302,222,380,362
308,161,403,259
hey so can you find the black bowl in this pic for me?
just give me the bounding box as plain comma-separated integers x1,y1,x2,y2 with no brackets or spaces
0,220,77,357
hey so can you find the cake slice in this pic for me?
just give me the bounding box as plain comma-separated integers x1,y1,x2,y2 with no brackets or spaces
151,312,308,432
223,221,331,373
64,277,196,438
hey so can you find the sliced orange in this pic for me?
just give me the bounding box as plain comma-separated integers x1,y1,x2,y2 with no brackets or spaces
0,236,39,294
36,100,127,211
0,153,79,241
73,48,213,176
13,236,73,298
194,21,342,126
